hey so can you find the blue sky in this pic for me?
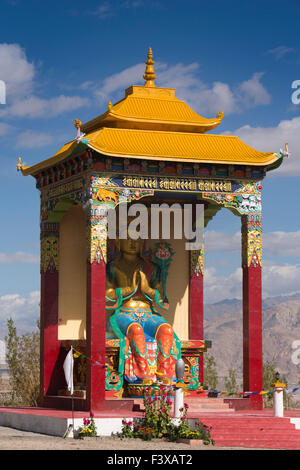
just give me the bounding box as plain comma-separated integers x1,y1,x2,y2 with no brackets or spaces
0,0,300,334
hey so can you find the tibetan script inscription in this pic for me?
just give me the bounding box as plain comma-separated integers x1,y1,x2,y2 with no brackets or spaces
197,180,232,192
45,178,84,199
122,176,158,189
122,176,232,192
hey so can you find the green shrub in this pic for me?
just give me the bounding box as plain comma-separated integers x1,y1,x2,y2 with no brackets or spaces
5,318,40,406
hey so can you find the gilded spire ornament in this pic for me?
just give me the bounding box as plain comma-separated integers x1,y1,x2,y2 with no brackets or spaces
16,156,28,172
143,47,156,87
74,118,82,140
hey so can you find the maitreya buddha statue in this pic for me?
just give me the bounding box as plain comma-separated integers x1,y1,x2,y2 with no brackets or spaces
105,235,181,386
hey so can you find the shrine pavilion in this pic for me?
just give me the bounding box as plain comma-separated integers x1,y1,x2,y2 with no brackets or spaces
19,48,284,413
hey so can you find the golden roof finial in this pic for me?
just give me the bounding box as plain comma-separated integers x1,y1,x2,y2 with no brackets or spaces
16,156,28,173
143,47,156,87
74,119,82,140
216,110,224,120
16,156,22,172
74,118,82,129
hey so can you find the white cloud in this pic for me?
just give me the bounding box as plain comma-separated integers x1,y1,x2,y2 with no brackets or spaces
90,1,145,19
0,94,90,119
228,117,300,176
0,43,35,99
205,230,241,252
262,263,300,298
264,230,300,257
266,46,295,61
0,122,13,136
0,291,40,319
95,62,145,103
237,72,271,108
15,130,53,149
157,63,271,116
91,2,113,19
0,43,89,119
204,266,242,303
205,229,300,258
0,291,40,332
204,262,300,304
158,62,238,115
0,251,39,263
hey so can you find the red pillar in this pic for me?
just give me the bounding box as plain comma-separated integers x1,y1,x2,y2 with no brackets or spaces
86,260,107,412
39,222,65,406
242,215,263,410
40,270,60,402
189,249,204,384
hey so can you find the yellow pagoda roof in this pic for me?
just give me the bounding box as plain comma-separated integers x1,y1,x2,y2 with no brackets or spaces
81,48,223,134
20,48,282,176
21,127,280,176
84,127,279,165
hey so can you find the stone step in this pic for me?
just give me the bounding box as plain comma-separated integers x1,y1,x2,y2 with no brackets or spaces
213,439,300,449
197,416,300,449
195,416,296,422
197,418,295,424
134,406,233,413
184,398,227,403
134,398,230,406
211,431,300,437
188,402,230,408
210,426,300,434
188,407,234,415
197,421,297,429
133,398,231,412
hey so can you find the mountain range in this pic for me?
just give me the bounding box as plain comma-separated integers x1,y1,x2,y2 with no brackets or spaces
204,293,300,389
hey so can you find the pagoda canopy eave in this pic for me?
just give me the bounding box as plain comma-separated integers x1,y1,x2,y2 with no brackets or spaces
21,127,281,177
86,127,279,166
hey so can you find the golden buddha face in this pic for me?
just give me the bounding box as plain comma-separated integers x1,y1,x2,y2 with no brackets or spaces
118,238,143,256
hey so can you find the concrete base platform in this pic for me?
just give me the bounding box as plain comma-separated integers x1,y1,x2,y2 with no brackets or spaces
1,406,300,442
0,407,142,438
0,406,199,438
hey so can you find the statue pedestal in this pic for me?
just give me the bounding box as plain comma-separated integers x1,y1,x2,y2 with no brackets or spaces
126,382,175,399
105,338,211,397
